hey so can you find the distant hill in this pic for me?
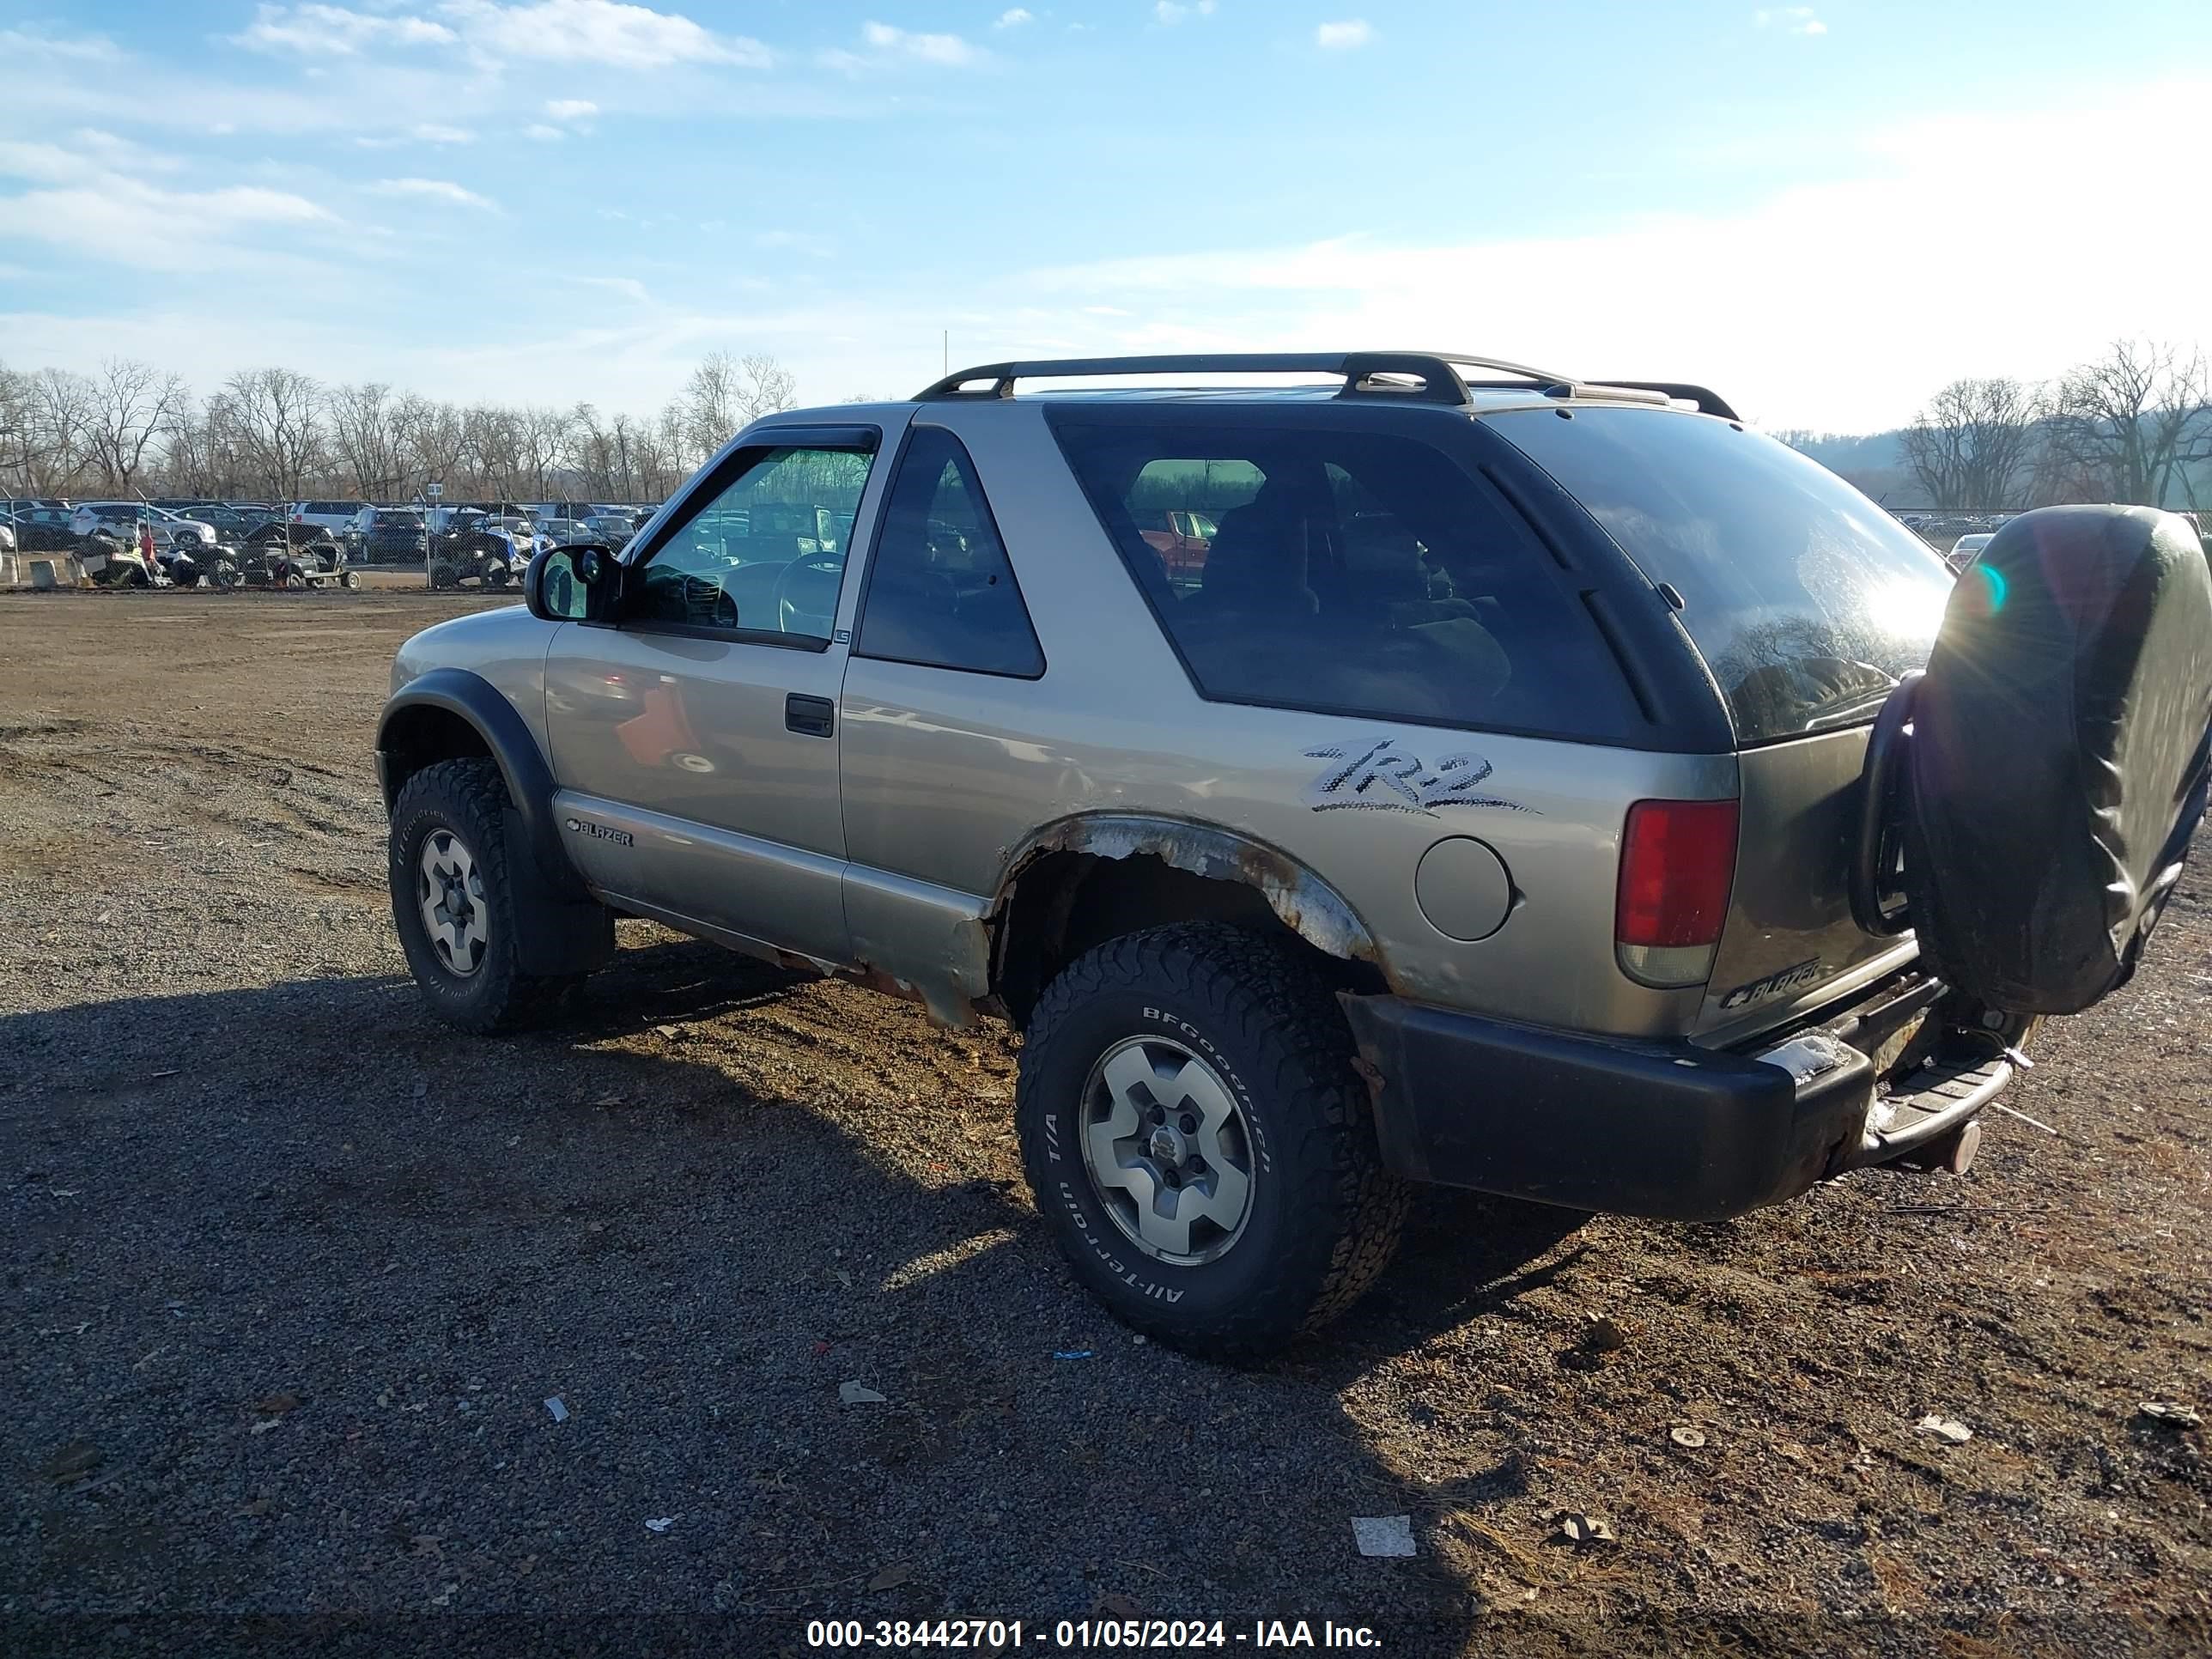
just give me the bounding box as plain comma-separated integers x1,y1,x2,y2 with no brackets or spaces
1774,428,1916,506
1773,425,2212,513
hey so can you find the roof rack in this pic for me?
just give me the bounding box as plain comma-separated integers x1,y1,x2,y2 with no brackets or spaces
1589,380,1741,422
915,351,1601,407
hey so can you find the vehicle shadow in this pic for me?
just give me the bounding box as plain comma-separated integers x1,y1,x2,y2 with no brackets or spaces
0,938,1584,1654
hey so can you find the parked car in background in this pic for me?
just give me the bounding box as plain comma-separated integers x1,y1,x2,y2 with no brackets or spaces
182,504,276,544
430,512,532,588
1947,532,1994,573
581,512,637,550
290,500,363,535
1139,507,1217,591
70,501,218,549
348,507,432,562
4,504,76,551
541,516,628,549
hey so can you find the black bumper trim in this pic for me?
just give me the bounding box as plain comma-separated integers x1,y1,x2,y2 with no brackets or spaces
1339,994,1879,1222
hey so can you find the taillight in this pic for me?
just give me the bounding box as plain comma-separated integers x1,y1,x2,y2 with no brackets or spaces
1615,798,1739,989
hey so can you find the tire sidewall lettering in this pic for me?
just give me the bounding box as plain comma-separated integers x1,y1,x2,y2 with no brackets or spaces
1139,1004,1272,1175
1036,997,1279,1303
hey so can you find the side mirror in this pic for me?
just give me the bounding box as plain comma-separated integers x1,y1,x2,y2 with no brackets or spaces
524,543,613,623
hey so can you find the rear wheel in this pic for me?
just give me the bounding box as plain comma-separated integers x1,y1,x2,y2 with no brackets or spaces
388,758,582,1033
1015,922,1408,1358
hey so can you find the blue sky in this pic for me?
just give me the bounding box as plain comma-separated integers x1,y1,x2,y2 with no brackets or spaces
2,1,2206,431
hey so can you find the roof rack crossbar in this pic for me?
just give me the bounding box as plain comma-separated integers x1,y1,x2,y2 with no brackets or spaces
915,350,1589,407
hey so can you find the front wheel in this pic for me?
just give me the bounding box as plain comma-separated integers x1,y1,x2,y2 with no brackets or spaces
388,758,581,1033
1015,923,1409,1358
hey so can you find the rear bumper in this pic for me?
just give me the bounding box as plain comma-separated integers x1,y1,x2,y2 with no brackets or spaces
1339,984,2011,1222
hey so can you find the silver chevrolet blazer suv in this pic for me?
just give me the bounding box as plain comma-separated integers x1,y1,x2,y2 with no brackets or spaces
377,351,2212,1356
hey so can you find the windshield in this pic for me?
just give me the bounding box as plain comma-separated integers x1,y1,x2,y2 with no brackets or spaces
1489,406,1956,745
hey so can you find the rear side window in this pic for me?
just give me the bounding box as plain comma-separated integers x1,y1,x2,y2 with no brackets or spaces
1052,420,1638,740
1490,407,1954,744
858,427,1043,678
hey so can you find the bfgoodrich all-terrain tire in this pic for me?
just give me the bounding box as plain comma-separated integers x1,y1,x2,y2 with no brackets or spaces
388,757,580,1034
1016,923,1409,1358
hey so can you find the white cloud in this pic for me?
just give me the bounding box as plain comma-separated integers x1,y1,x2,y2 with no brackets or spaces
0,27,122,63
368,176,499,209
572,275,651,302
1154,1,1216,22
0,136,335,272
1316,20,1371,50
524,123,565,140
1753,7,1826,36
357,122,477,147
855,21,981,66
994,8,1033,27
544,98,599,119
438,0,771,69
69,128,186,173
234,3,456,55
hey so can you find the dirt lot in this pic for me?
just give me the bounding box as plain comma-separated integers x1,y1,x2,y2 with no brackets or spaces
1,589,2206,1656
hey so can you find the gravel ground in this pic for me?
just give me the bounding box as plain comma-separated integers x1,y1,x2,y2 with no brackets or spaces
2,589,2207,1658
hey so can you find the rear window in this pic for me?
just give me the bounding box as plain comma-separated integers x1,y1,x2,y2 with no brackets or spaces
1489,407,1954,745
1051,419,1640,741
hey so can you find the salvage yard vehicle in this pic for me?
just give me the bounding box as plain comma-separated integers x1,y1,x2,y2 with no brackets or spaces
75,526,167,587
6,505,76,551
240,520,360,589
71,501,218,551
348,507,430,564
1946,531,1994,573
428,512,530,588
289,499,363,535
376,351,2212,1358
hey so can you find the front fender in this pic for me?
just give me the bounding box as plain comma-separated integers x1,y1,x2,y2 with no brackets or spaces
377,665,583,900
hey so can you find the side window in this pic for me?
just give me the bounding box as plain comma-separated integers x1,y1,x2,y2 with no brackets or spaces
855,427,1043,678
629,446,872,641
1050,419,1642,741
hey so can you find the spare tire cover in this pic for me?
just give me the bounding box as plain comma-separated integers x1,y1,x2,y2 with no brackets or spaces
1905,506,2212,1013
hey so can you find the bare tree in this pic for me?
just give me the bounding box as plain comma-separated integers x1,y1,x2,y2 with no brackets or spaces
736,352,797,422
398,393,469,501
328,383,410,499
519,405,574,500
1900,377,2038,509
225,368,325,501
680,352,741,457
462,404,525,498
87,357,188,495
2040,339,2212,507
10,368,99,494
680,350,798,457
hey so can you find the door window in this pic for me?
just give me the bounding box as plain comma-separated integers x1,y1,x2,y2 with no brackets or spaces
629,446,872,641
856,427,1043,678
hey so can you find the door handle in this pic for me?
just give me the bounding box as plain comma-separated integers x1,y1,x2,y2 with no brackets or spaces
785,693,835,738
